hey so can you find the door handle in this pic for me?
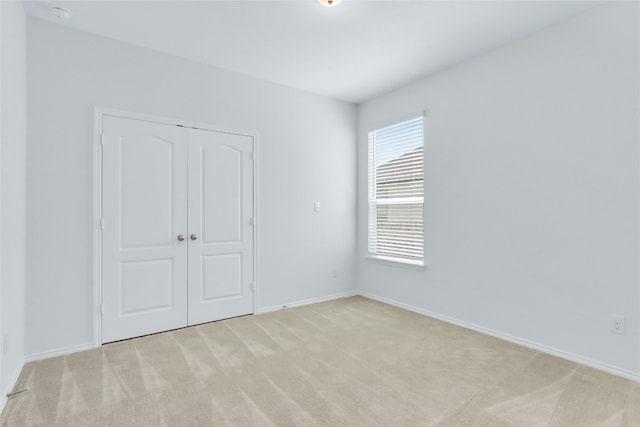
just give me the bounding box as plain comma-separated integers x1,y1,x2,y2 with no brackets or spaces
177,234,185,241
190,234,198,241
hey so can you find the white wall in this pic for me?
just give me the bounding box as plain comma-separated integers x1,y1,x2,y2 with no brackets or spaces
357,3,640,376
0,0,27,409
26,18,357,357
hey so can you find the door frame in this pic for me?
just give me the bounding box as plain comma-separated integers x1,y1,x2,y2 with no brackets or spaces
92,107,259,348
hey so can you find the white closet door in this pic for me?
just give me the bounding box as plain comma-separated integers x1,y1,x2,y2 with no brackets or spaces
187,128,254,325
102,116,188,343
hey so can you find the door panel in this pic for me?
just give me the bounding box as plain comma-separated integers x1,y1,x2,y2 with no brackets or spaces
120,259,174,314
202,253,243,301
102,116,188,343
187,129,254,325
202,145,242,243
120,137,174,248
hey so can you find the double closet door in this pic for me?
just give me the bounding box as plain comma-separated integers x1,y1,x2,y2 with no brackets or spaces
101,115,254,343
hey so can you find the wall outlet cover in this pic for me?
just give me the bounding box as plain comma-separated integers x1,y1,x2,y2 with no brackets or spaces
611,315,626,335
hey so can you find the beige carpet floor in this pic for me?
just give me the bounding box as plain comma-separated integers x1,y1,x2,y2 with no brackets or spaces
1,296,639,426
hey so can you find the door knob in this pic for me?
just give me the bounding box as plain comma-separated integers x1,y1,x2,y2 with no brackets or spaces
190,234,198,241
177,234,185,241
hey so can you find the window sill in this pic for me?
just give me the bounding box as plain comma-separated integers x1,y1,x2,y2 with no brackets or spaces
366,255,426,271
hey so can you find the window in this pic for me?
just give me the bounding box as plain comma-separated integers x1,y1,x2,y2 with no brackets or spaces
368,117,424,265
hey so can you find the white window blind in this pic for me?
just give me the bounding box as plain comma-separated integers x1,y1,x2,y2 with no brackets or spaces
368,117,424,264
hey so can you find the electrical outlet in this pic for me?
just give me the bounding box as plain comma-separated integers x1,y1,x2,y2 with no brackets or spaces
314,201,321,212
332,269,338,278
2,334,8,356
611,315,626,335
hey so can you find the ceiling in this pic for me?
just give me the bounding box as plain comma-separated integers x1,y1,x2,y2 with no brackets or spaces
22,0,600,104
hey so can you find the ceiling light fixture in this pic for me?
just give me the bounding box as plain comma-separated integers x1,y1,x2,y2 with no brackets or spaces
318,0,343,7
50,6,72,20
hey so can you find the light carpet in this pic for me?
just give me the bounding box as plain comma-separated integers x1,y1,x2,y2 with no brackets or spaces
1,296,639,426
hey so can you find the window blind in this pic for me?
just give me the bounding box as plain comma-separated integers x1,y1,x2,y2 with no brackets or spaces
368,117,424,263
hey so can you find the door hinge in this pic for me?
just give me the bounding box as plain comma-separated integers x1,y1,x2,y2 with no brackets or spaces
99,134,105,145
251,283,255,292
98,218,104,230
99,303,104,315
249,217,254,226
249,152,254,161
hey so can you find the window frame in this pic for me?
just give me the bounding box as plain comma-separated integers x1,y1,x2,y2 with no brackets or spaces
367,115,425,268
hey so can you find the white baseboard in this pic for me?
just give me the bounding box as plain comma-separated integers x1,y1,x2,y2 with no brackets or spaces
0,358,25,415
21,290,637,387
358,290,640,383
257,290,358,314
24,292,359,363
24,342,95,363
